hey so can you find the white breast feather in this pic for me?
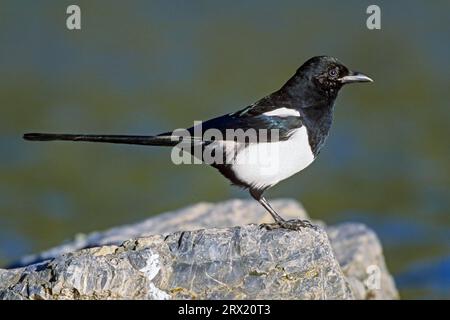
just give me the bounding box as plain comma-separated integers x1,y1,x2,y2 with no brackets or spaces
231,126,314,189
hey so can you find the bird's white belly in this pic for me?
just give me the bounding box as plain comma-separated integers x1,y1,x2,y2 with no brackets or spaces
231,126,315,189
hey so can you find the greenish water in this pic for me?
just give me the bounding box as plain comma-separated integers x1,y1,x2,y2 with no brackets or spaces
0,1,449,299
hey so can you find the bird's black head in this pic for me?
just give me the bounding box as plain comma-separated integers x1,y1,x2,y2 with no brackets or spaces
298,56,373,92
282,56,373,103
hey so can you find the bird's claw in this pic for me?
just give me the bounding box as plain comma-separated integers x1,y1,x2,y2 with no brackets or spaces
259,223,280,230
282,219,318,230
260,219,318,231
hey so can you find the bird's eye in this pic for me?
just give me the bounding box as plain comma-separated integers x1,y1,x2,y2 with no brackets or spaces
328,69,338,78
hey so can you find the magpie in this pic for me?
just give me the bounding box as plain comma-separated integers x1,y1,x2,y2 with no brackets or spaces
24,56,372,230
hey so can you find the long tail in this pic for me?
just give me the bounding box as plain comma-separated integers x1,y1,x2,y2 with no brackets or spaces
23,133,201,147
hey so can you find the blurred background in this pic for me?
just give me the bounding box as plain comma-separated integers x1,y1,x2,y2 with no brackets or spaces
0,0,449,299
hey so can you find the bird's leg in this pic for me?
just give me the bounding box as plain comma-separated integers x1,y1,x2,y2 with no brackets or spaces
258,196,286,226
250,189,315,231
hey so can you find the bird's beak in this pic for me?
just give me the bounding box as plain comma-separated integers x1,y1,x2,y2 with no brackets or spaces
339,71,373,84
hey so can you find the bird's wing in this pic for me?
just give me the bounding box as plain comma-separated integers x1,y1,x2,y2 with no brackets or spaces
186,103,303,143
159,92,304,143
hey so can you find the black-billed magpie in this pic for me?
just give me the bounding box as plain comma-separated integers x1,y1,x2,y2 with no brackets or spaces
24,56,372,230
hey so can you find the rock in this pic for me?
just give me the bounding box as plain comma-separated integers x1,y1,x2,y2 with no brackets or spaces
13,199,311,267
0,199,399,300
327,223,399,299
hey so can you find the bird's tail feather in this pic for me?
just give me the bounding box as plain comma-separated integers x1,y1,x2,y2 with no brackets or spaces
23,133,203,147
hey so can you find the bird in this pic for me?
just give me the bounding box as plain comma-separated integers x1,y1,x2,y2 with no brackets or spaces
24,56,372,230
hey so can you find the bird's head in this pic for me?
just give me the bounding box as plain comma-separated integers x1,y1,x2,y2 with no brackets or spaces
299,56,373,92
283,56,373,102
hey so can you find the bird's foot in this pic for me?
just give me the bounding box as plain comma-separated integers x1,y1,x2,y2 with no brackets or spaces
259,223,281,230
260,219,317,231
279,219,317,231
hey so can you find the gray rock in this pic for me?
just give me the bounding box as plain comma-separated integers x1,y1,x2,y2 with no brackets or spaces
327,223,398,299
14,199,310,267
0,199,398,300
